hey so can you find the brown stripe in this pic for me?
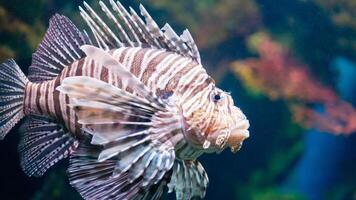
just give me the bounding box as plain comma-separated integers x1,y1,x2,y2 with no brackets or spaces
73,60,83,134
205,106,219,136
73,59,84,134
184,82,211,112
65,95,71,130
64,66,72,130
131,48,149,77
28,83,34,113
44,82,50,115
137,49,158,80
34,83,42,114
113,71,122,89
118,48,132,88
23,83,31,114
89,60,95,77
165,62,196,92
189,77,211,98
53,77,64,123
40,83,48,114
142,51,170,85
151,56,181,89
100,67,109,83
179,69,204,95
119,48,129,63
201,103,214,133
124,48,144,93
75,59,84,76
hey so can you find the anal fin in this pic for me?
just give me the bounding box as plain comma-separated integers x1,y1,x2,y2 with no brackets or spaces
168,160,209,200
18,115,79,177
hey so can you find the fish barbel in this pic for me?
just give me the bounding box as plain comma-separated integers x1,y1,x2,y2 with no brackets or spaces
0,1,250,199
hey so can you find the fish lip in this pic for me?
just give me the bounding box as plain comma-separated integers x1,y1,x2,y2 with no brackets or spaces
227,119,250,153
230,142,242,153
234,119,250,131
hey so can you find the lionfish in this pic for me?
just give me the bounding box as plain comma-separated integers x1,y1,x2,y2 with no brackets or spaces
0,1,249,199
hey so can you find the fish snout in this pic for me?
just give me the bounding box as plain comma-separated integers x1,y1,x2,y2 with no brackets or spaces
227,119,250,153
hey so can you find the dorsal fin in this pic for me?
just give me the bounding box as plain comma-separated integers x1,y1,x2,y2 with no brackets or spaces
79,0,201,63
28,14,91,82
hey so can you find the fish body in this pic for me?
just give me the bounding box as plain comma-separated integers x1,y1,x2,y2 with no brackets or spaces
25,47,207,159
0,1,249,199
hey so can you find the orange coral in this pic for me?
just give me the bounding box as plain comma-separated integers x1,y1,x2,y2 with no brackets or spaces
232,33,356,135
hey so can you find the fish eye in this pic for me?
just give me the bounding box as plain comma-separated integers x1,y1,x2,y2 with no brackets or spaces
213,94,221,102
211,92,222,103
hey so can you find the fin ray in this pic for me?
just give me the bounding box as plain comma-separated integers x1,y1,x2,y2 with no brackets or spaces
80,1,201,63
28,14,91,82
57,49,186,199
18,115,78,177
68,140,172,200
0,59,28,139
168,160,209,199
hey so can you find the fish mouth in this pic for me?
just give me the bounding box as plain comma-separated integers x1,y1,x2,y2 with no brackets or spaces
227,119,250,153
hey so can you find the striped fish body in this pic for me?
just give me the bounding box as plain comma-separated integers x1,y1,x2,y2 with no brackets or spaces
0,1,250,199
24,47,208,158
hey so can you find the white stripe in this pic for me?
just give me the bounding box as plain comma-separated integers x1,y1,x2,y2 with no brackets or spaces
176,64,203,92
121,47,141,90
68,63,79,132
30,84,37,113
123,47,141,68
156,58,191,91
59,68,69,128
147,53,179,90
137,50,163,80
39,83,46,114
201,101,215,134
48,80,55,116
93,59,101,80
111,47,126,61
82,56,90,76
179,70,207,102
110,48,126,87
184,83,212,116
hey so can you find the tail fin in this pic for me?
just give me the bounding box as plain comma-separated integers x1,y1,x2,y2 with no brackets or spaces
0,59,28,139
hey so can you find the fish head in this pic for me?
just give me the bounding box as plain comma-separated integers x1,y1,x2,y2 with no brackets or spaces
182,85,249,154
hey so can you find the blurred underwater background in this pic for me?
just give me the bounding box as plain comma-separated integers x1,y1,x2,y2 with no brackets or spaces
0,0,355,199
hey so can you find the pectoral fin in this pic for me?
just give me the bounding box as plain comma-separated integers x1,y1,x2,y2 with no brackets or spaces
58,46,185,199
68,139,173,200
